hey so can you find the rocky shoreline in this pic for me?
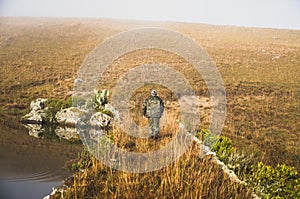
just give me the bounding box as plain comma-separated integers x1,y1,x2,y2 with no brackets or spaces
21,98,118,141
20,97,120,198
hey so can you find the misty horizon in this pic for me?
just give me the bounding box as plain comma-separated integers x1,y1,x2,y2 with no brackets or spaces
1,0,300,30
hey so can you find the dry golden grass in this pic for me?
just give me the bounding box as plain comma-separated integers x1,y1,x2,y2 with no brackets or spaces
56,154,252,199
52,114,252,199
0,17,299,197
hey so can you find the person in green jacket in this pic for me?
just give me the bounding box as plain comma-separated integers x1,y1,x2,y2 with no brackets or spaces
143,90,164,139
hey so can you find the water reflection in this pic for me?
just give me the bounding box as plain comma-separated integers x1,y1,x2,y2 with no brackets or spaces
0,178,61,199
0,116,82,199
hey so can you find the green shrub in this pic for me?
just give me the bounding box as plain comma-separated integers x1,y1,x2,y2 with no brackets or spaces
197,129,234,162
72,148,91,171
98,107,113,117
226,150,260,178
211,136,234,162
94,89,109,109
45,97,72,122
247,162,300,199
196,129,217,147
72,96,87,108
196,129,300,198
65,96,73,108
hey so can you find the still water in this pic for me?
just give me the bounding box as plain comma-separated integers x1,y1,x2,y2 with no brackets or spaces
0,116,82,199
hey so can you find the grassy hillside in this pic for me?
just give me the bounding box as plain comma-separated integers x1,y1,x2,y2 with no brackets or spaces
1,17,299,167
0,17,299,198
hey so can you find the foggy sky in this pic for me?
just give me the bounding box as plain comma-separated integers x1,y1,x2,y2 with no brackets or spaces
0,0,299,30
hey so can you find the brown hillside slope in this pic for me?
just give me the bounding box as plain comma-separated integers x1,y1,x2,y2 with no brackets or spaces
0,17,299,169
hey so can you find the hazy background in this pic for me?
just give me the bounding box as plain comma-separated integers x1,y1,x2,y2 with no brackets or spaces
0,0,300,29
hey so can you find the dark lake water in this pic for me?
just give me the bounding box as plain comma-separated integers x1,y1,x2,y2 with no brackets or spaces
0,116,82,199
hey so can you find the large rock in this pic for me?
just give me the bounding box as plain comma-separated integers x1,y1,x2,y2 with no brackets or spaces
90,112,112,128
105,104,120,122
55,107,88,126
30,98,47,111
21,98,48,124
22,98,118,142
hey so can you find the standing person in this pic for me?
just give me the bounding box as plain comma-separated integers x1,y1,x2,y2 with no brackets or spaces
143,90,164,139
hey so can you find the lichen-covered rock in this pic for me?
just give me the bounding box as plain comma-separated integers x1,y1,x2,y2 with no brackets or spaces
22,98,118,142
90,112,112,127
30,98,47,111
21,98,48,124
56,107,88,126
23,110,47,123
105,103,120,122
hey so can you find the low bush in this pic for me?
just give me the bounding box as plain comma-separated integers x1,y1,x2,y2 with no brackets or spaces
197,129,300,198
197,129,235,162
71,149,91,171
247,162,300,198
45,97,72,123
